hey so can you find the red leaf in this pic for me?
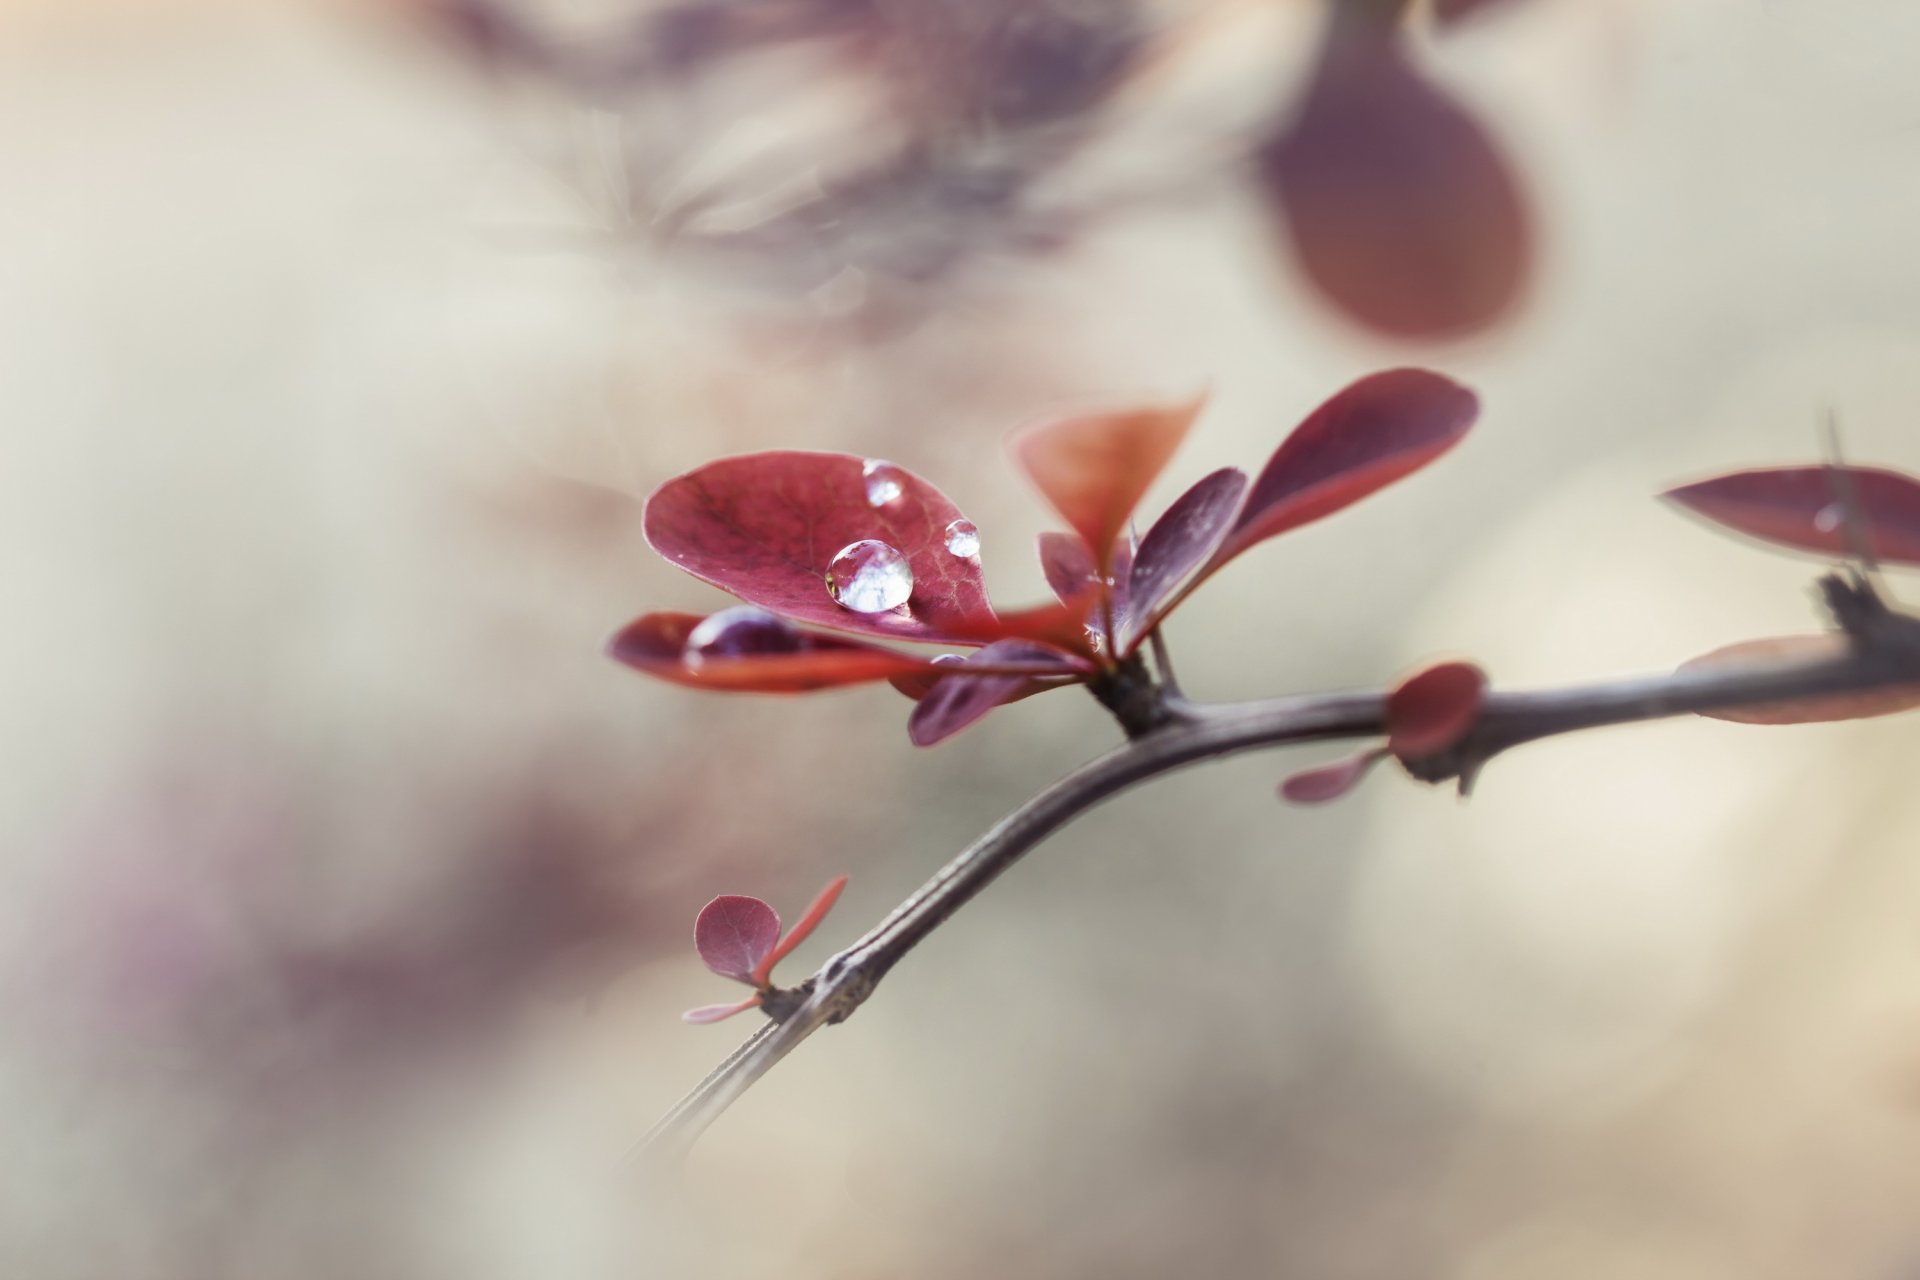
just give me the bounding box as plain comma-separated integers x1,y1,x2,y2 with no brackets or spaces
1204,370,1477,576
682,993,763,1024
1678,634,1920,724
1012,398,1205,571
1258,22,1530,339
1662,466,1920,567
907,641,1086,746
607,610,934,693
693,894,781,984
1385,660,1487,757
643,452,999,643
1279,750,1384,805
751,875,849,986
1118,467,1248,650
1037,532,1132,642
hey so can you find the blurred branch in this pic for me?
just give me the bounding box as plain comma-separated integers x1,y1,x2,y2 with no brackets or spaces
639,571,1920,1161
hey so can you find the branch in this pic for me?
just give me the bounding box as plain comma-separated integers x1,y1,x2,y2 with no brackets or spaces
638,573,1920,1162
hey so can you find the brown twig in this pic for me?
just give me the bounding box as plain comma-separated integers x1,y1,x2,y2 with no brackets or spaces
638,572,1920,1162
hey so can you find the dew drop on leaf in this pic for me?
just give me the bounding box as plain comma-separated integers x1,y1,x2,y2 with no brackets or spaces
862,459,906,508
682,606,800,664
1813,503,1842,533
944,519,981,558
826,540,914,614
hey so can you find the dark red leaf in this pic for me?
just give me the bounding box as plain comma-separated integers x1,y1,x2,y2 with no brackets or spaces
693,894,781,983
643,452,998,643
1258,21,1530,339
1384,660,1487,757
607,610,934,693
751,875,849,986
1662,465,1920,567
907,641,1086,746
1038,532,1132,641
1279,750,1384,804
682,993,763,1024
1012,398,1205,570
1678,634,1920,724
1118,467,1248,650
1202,370,1477,577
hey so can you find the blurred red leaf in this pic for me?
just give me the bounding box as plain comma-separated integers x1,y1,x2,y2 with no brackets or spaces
607,611,933,693
1037,532,1132,642
693,895,782,983
1259,22,1530,339
1385,660,1486,756
1203,369,1477,576
1279,750,1384,804
1012,398,1205,570
908,641,1086,746
683,993,764,1024
1678,634,1920,724
752,874,849,985
644,452,999,643
1662,465,1920,567
1119,466,1247,650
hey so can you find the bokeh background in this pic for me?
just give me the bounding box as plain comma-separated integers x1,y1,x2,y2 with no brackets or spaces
8,0,1920,1276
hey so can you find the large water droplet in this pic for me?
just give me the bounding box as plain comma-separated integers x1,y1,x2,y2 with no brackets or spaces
683,606,798,664
944,519,980,559
863,459,906,508
826,540,914,614
1814,503,1843,533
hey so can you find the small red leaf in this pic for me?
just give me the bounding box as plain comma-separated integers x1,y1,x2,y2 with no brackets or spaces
1119,467,1247,650
1279,750,1385,805
1258,21,1530,339
693,894,782,984
1662,465,1920,567
1385,660,1487,757
1012,398,1205,571
751,875,849,986
1678,634,1920,724
1037,532,1132,642
607,611,934,693
1204,370,1477,577
682,993,764,1024
907,641,1085,746
644,452,999,643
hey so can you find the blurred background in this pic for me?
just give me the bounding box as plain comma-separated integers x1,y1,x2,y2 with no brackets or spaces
7,0,1920,1275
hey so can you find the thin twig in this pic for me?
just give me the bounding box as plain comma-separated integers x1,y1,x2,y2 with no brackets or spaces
638,577,1920,1162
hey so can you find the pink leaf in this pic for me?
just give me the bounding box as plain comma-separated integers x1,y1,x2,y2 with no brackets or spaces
643,452,999,644
1279,750,1385,805
1118,467,1248,649
907,641,1086,746
1385,660,1487,757
1012,398,1205,571
1662,465,1920,567
682,993,764,1024
1257,21,1531,339
693,894,781,984
607,610,938,693
1678,634,1920,724
752,875,849,986
1204,369,1477,576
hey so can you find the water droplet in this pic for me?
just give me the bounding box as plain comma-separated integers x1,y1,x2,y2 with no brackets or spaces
826,540,914,614
683,606,799,664
944,518,980,558
863,459,906,508
1814,503,1843,533
933,653,966,666
1084,626,1107,654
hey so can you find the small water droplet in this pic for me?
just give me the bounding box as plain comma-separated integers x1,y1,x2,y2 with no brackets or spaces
944,519,980,558
826,540,914,613
863,459,906,508
1084,626,1107,654
1814,503,1843,533
683,606,799,664
933,653,966,666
